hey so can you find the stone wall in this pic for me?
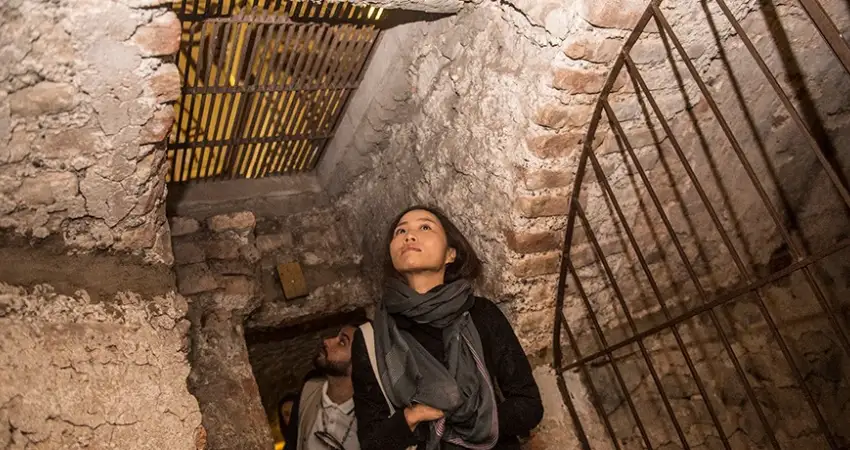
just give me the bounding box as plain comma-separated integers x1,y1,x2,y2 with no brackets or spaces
0,282,202,449
1,0,180,264
0,0,202,449
169,193,370,449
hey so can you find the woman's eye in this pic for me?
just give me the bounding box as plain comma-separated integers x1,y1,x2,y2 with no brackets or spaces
421,224,431,231
395,228,406,235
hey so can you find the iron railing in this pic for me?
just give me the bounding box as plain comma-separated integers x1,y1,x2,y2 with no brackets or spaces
553,0,850,448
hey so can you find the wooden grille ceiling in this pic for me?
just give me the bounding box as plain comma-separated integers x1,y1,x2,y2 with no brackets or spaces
168,0,384,183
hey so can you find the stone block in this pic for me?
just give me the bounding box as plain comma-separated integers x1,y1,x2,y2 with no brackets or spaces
208,212,256,232
552,67,612,94
532,103,594,130
133,11,181,57
516,195,570,218
256,232,294,253
170,216,200,237
177,263,218,295
578,0,644,30
205,239,242,260
140,106,174,144
17,172,78,206
519,168,574,190
173,241,205,265
150,64,181,103
505,229,563,254
213,276,259,313
564,37,623,64
8,82,77,117
512,251,562,278
526,132,583,159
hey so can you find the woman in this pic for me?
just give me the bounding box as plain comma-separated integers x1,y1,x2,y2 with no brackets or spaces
351,206,543,450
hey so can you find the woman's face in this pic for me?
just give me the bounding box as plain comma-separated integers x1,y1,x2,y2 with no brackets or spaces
390,209,456,277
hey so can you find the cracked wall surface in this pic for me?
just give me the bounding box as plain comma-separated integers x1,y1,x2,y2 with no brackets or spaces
0,283,201,450
0,0,179,264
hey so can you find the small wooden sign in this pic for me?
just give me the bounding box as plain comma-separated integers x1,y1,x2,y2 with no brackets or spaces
277,262,308,300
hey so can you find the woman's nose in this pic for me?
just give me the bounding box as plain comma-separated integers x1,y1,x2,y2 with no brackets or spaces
404,233,417,242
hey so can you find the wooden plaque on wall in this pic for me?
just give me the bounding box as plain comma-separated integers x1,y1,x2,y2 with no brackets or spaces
277,262,308,300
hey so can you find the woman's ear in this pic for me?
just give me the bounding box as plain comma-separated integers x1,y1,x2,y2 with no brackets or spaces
445,247,458,265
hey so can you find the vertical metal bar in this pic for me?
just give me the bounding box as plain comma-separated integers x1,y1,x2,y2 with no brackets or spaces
711,0,850,356
558,310,622,450
651,9,842,445
566,253,654,450
208,18,244,180
252,22,306,178
589,117,732,448
184,20,216,181
228,18,279,179
620,52,781,449
200,11,237,180
226,18,270,179
796,0,850,76
575,202,692,449
174,0,201,157
265,24,319,175
243,20,292,178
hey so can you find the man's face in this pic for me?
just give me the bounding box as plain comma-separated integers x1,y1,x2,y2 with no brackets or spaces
314,326,356,377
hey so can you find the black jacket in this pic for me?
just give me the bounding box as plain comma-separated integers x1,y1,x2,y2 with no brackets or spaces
351,297,544,450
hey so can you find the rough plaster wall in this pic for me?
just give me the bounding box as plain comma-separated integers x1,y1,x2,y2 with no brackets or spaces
0,283,201,450
323,1,578,357
0,0,179,264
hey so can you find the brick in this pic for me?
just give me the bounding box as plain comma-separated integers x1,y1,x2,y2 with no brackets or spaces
526,132,583,159
516,196,570,218
512,251,562,278
149,63,181,103
519,168,574,190
564,37,623,64
177,263,218,295
8,82,77,117
578,0,644,30
132,11,181,56
173,241,205,265
505,229,563,254
532,103,594,130
205,239,242,260
208,211,256,232
170,216,200,237
552,67,607,94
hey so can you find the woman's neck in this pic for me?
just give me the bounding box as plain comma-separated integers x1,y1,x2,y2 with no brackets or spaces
404,271,445,294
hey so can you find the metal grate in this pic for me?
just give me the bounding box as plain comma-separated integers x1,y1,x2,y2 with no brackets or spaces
553,0,850,448
168,0,383,182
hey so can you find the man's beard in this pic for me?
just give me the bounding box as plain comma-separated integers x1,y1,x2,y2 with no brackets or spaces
314,352,351,377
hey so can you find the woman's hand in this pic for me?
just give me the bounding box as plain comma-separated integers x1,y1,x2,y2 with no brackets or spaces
403,404,445,431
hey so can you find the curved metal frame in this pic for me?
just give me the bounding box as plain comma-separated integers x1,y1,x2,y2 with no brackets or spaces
552,0,850,448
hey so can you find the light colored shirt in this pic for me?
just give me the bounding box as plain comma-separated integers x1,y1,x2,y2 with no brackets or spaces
305,381,360,450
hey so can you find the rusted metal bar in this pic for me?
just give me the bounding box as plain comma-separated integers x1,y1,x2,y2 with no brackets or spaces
252,23,308,178
565,253,654,449
586,117,732,448
557,310,621,450
796,0,850,76
241,21,293,178
208,19,246,180
200,13,238,180
264,23,323,174
711,0,850,357
183,20,217,182
559,236,850,373
652,8,842,446
174,1,203,181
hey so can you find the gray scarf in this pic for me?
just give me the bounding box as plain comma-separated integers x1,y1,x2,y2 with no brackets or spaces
373,278,499,450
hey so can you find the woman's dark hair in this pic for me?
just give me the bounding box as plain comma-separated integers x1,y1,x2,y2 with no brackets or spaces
383,205,482,283
277,393,297,427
